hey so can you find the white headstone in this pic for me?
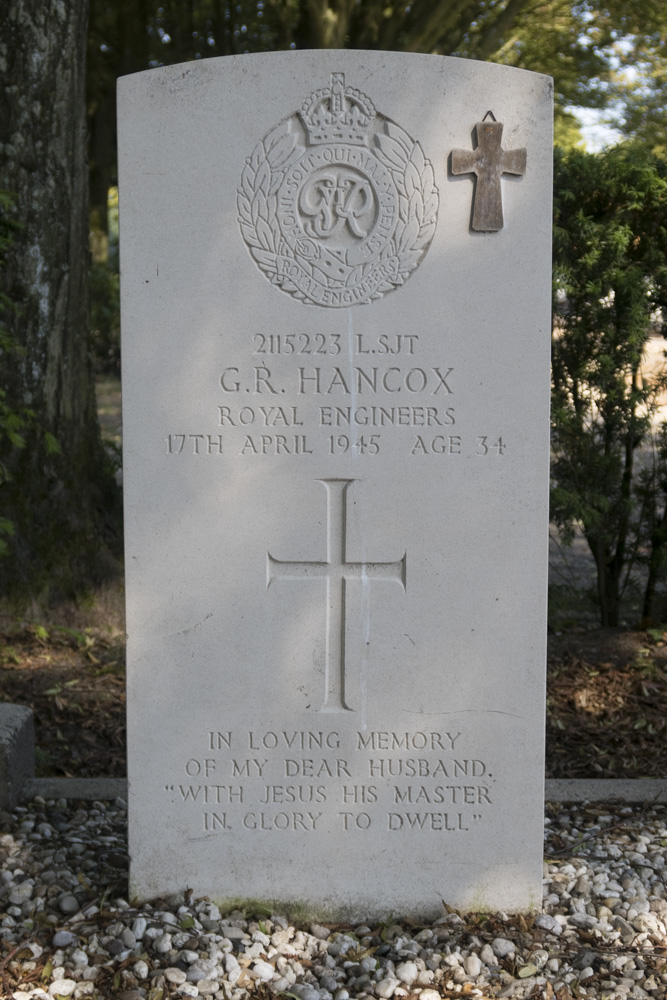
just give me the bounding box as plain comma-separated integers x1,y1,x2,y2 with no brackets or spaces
119,50,552,917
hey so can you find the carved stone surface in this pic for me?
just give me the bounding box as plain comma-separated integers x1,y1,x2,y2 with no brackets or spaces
267,479,407,712
118,50,553,918
238,73,438,306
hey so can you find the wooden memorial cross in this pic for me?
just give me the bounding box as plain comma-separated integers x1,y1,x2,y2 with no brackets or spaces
267,479,406,713
451,112,527,231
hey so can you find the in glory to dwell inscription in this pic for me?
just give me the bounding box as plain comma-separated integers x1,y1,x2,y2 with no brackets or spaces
165,728,494,838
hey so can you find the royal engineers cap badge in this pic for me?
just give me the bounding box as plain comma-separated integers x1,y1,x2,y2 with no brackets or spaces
237,73,439,308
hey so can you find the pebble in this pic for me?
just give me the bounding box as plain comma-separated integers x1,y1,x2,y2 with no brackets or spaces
8,883,33,905
52,930,76,948
614,914,637,943
252,960,274,980
153,931,172,953
131,915,147,939
48,980,76,996
492,937,516,957
534,912,562,935
480,943,496,965
569,911,598,929
58,895,79,915
132,960,149,979
0,798,665,1000
220,925,245,939
196,981,219,996
290,984,321,1000
311,923,331,940
395,961,418,985
165,967,187,984
463,953,482,977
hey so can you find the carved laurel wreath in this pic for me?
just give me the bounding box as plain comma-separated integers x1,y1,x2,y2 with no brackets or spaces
237,119,439,305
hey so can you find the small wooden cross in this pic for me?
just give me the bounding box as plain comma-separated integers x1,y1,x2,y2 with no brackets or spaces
451,113,527,232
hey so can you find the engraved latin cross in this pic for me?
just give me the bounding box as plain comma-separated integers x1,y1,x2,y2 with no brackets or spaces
267,479,406,712
451,114,527,232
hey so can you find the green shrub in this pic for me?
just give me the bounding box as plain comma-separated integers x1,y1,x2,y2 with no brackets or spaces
551,146,667,625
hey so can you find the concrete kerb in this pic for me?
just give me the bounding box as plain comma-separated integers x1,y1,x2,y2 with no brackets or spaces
545,778,667,803
24,778,667,803
1,706,666,804
0,704,34,810
28,777,127,800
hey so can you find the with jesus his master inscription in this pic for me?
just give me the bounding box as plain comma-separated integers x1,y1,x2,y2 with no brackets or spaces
268,479,406,712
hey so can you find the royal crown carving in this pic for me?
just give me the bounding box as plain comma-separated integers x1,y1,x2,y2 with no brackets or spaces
299,73,376,146
237,74,439,308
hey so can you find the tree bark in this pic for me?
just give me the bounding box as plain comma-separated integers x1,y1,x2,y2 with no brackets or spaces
587,533,620,628
642,492,667,622
0,0,121,600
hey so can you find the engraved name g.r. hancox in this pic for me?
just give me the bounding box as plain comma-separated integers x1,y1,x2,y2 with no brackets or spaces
238,74,439,307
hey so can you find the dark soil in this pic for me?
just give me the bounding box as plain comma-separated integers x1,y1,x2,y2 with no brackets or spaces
0,612,666,779
546,627,667,778
0,618,126,778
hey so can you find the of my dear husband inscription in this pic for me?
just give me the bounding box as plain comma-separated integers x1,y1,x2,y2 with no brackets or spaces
121,53,552,916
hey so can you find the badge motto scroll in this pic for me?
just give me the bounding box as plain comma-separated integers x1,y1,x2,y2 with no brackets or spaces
237,74,439,308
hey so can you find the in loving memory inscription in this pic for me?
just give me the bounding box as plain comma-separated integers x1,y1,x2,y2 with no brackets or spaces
167,729,491,835
121,52,552,914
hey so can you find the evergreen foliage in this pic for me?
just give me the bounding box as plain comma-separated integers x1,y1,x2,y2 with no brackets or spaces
86,0,667,219
551,146,667,625
4,0,667,608
90,262,121,376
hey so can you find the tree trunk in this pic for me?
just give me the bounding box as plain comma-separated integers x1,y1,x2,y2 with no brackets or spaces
0,0,121,601
588,534,620,628
643,501,667,622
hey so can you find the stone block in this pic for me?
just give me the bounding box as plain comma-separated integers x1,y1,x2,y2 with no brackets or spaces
0,704,35,810
119,50,553,916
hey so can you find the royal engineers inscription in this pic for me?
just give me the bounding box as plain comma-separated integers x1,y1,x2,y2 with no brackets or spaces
119,51,553,916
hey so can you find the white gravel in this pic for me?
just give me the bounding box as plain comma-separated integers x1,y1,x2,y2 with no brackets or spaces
0,797,665,999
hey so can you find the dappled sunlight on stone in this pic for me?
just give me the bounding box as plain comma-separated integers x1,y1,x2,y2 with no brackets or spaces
118,50,552,917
